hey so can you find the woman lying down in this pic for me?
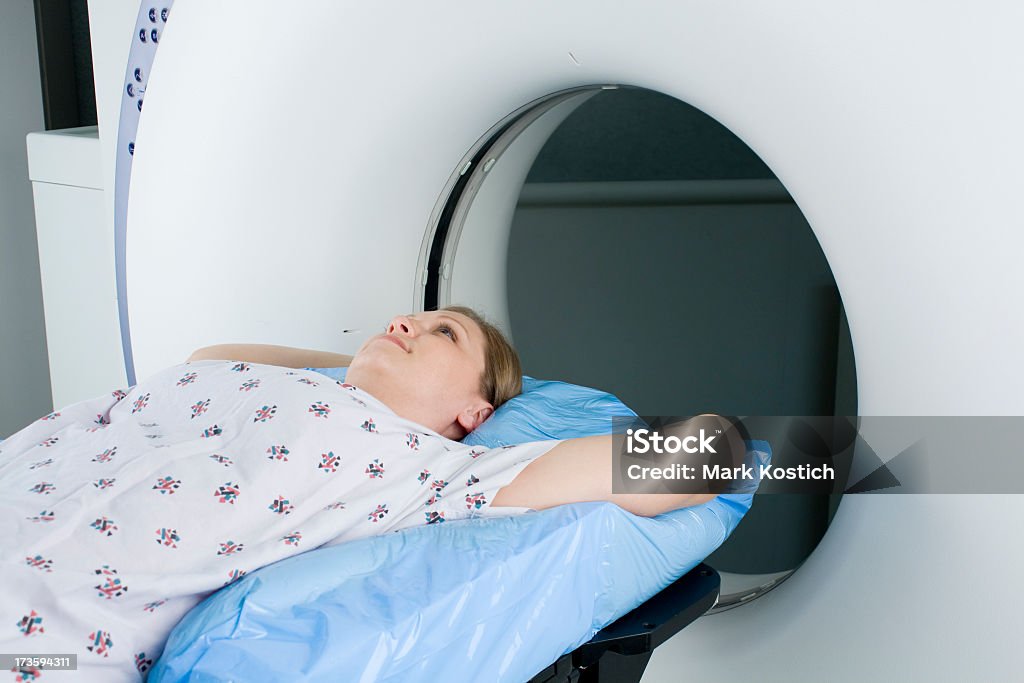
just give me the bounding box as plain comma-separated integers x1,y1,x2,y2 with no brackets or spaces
0,305,719,682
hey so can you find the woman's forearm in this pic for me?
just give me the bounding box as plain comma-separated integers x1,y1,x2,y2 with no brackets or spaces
187,343,354,369
492,416,738,516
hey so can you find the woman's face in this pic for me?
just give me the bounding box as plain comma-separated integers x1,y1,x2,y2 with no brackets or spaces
344,310,493,439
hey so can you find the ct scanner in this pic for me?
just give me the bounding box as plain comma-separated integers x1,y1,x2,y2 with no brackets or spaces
103,1,1023,680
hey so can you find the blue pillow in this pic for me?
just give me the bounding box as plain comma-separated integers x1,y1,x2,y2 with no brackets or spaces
303,365,347,382
465,375,638,445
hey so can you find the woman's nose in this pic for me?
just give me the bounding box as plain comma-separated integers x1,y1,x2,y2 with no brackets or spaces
387,316,415,337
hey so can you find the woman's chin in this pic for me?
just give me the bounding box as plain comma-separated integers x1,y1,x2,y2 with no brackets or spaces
345,353,390,379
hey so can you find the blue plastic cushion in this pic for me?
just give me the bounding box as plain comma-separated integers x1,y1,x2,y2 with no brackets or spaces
464,375,640,446
151,368,768,682
303,365,346,382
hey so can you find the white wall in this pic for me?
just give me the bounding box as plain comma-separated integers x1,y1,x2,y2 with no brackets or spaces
0,0,51,438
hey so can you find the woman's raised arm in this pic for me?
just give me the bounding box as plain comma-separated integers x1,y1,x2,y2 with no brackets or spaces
490,414,732,517
187,343,354,369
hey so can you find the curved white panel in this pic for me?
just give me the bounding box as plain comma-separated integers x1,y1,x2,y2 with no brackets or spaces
124,1,1024,680
445,92,600,341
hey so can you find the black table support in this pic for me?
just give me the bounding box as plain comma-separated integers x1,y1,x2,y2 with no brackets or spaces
527,563,720,683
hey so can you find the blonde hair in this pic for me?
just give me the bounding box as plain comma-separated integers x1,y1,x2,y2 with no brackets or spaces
441,305,522,410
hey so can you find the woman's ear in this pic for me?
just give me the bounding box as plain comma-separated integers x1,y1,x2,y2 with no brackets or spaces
456,402,494,435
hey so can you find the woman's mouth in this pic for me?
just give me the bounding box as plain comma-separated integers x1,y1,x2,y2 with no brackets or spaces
379,335,409,352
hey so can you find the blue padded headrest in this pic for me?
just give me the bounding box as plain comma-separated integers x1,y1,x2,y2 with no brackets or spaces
465,375,639,446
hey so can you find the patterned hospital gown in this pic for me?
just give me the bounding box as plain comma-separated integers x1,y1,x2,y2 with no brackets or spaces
0,360,561,682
